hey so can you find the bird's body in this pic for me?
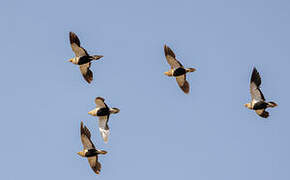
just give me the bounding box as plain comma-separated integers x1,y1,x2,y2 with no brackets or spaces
68,32,103,83
78,149,106,157
88,97,120,143
245,67,277,118
70,56,99,65
78,122,107,175
164,45,196,94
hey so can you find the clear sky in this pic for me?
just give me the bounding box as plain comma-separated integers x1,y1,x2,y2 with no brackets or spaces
1,0,290,179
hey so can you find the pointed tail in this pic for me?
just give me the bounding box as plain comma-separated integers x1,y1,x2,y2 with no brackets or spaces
91,55,103,60
98,150,107,155
186,68,196,73
267,101,278,108
110,108,120,114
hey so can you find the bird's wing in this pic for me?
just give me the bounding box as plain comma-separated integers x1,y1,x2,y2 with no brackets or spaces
79,62,93,83
80,122,96,150
98,116,110,143
95,97,107,108
164,45,183,69
176,75,189,94
255,109,269,118
87,156,101,174
69,32,89,57
250,67,265,101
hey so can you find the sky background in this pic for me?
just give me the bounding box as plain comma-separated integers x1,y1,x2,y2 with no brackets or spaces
1,0,290,179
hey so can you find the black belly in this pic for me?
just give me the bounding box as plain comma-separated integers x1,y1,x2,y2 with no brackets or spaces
85,149,98,157
78,56,91,65
253,101,268,110
97,107,110,116
173,68,186,76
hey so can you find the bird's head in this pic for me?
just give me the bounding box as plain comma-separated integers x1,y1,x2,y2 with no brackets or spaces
88,109,97,116
244,103,252,109
164,71,173,76
68,58,74,63
77,151,86,157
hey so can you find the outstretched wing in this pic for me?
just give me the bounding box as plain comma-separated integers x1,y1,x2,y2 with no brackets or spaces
80,121,95,150
87,156,101,174
79,62,93,83
250,67,265,102
176,75,189,94
164,45,183,69
95,97,107,108
69,32,89,57
98,116,110,143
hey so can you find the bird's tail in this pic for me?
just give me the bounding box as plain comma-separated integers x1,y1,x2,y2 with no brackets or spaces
267,101,278,108
91,55,103,60
186,68,196,73
110,108,120,114
97,150,108,155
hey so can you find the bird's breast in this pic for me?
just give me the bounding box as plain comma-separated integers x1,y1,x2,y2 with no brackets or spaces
173,68,186,76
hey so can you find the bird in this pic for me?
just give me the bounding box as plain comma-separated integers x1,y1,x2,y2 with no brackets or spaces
163,45,196,94
77,121,107,175
244,67,277,118
88,97,120,143
68,32,103,83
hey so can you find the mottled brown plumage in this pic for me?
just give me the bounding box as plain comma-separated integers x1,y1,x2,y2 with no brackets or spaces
245,67,277,118
164,45,196,94
68,32,103,83
88,97,120,143
78,121,107,174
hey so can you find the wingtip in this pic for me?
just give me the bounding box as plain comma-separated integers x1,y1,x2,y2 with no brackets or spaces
250,67,261,85
164,44,175,57
181,81,190,94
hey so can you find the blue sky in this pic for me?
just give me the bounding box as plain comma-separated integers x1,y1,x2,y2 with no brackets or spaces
1,0,290,179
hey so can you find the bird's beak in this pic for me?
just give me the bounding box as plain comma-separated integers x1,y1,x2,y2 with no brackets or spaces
68,58,73,62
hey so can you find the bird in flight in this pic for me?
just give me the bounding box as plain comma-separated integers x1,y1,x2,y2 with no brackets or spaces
68,32,103,83
164,45,196,94
88,97,120,143
244,67,277,118
77,121,107,174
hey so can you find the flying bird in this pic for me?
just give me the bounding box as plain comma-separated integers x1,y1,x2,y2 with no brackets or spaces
68,32,103,83
77,121,107,175
164,45,196,94
88,97,120,143
244,67,277,118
